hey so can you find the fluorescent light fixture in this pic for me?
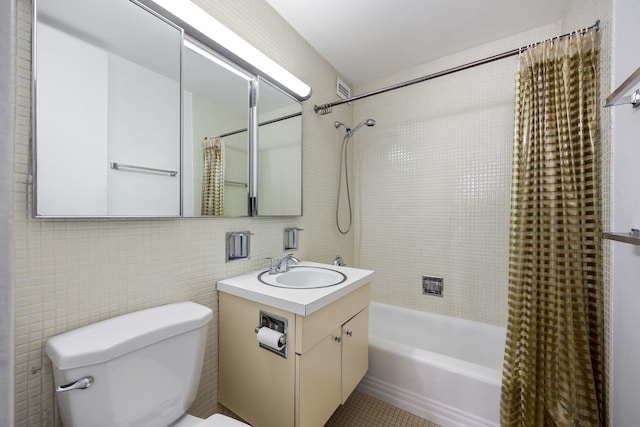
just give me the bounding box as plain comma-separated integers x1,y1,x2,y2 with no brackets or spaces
142,0,312,100
184,39,251,81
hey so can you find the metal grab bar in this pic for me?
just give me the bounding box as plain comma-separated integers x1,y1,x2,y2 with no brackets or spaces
110,162,178,177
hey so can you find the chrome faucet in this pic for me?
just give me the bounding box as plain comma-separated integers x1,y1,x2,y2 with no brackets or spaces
266,254,300,274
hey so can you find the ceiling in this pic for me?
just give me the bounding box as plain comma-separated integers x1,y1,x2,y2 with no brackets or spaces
264,0,573,85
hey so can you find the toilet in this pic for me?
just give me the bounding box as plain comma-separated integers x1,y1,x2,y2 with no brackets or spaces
45,302,248,427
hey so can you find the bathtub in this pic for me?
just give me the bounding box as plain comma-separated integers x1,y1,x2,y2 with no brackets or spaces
357,302,506,427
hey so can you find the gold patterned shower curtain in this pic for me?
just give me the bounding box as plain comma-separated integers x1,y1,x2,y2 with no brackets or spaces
500,31,605,427
201,137,225,216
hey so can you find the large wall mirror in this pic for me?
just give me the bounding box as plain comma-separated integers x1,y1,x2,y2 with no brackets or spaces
33,0,305,218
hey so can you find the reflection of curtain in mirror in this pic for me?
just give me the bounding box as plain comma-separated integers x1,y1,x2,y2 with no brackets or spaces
201,137,224,215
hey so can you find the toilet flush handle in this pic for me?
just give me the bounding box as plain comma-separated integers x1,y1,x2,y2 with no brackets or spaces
56,376,94,392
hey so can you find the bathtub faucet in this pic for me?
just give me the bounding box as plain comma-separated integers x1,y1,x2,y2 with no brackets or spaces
266,254,300,274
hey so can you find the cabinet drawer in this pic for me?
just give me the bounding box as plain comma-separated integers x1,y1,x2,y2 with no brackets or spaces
294,284,370,354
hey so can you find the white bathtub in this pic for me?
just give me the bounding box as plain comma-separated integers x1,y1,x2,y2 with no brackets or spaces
357,302,506,427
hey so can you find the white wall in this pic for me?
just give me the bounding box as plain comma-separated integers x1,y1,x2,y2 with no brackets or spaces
611,0,640,425
258,106,302,216
0,0,14,424
36,23,109,216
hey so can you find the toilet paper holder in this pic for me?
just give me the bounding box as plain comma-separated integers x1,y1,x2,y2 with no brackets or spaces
255,310,288,358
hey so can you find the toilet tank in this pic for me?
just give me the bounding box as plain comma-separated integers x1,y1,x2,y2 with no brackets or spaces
45,302,213,427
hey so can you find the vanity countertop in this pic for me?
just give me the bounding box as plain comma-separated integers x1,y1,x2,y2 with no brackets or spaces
216,261,374,316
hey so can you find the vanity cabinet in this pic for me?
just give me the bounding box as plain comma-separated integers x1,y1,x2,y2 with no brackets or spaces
218,284,370,427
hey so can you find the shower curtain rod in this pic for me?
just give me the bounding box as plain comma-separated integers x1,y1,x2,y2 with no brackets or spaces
216,112,302,138
314,20,600,115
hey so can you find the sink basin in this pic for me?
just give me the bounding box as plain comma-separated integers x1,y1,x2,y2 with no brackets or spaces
258,266,347,289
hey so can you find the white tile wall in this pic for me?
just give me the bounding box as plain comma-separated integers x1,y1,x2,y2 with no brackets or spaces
352,23,567,326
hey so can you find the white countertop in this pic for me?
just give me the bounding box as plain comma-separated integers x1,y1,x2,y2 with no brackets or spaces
216,262,374,316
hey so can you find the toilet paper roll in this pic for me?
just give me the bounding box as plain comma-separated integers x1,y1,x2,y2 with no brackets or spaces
257,327,285,350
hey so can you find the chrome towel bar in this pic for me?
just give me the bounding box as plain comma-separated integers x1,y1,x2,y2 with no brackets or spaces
110,162,178,177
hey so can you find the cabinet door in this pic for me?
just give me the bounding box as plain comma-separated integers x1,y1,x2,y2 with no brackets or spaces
296,328,341,427
341,306,369,403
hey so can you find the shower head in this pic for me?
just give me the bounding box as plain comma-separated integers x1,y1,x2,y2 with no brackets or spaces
349,118,376,136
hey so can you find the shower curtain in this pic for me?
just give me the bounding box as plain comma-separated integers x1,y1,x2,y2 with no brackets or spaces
201,137,225,216
500,31,605,426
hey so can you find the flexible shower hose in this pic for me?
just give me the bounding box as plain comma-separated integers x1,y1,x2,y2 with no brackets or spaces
336,133,353,234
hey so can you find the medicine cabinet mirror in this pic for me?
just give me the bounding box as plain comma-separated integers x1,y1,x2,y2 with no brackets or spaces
182,39,252,217
33,0,304,218
34,0,182,217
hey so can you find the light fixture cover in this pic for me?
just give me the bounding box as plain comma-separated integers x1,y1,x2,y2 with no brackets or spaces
139,0,312,100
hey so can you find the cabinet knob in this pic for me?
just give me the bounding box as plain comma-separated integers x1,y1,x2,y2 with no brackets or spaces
334,336,342,343
345,331,353,337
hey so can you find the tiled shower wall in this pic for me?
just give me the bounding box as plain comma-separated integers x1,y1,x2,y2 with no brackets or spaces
353,4,611,327
11,0,354,425
351,24,559,326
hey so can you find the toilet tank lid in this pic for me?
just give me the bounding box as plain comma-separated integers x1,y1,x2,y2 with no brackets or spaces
45,302,213,370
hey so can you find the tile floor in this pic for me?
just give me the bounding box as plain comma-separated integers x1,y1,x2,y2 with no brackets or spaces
219,390,440,426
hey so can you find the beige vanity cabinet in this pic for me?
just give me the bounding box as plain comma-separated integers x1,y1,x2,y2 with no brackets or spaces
219,284,370,427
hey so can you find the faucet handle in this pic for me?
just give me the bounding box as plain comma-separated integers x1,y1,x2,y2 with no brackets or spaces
265,257,279,274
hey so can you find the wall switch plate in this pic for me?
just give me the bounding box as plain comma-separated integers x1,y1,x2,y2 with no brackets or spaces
422,276,444,297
